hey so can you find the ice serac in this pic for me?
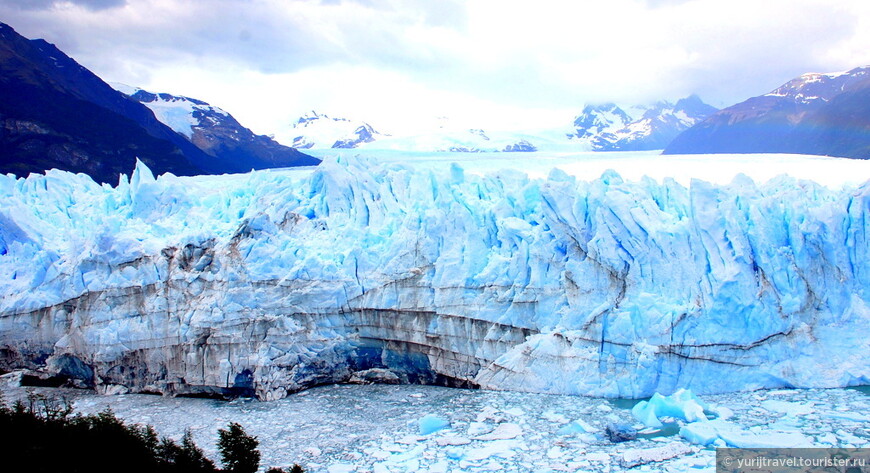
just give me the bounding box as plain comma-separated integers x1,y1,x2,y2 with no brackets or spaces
0,158,869,400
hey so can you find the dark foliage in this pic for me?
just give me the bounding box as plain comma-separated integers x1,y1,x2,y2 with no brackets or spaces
0,391,304,473
157,430,216,472
217,422,261,473
0,391,216,473
266,465,305,473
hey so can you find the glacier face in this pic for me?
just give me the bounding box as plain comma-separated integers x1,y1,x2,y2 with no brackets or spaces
0,156,868,400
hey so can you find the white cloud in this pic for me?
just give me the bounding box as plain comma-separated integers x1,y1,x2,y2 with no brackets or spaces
2,0,870,135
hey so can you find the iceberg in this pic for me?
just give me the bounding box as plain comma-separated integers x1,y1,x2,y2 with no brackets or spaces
631,389,708,428
0,155,869,400
556,419,596,436
418,414,451,435
680,419,814,448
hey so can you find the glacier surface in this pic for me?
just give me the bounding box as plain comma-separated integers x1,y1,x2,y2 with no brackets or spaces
0,154,869,399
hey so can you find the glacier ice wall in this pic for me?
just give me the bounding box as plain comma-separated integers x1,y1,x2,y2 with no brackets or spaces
0,157,868,400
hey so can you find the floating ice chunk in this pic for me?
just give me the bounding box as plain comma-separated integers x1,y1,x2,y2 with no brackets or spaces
761,400,814,416
709,405,734,420
825,411,870,422
385,445,425,464
542,410,569,424
464,439,519,461
426,461,449,473
435,436,471,446
632,389,709,428
634,402,665,429
396,434,422,444
680,419,813,447
418,414,451,435
467,422,494,436
556,419,596,436
585,452,611,462
303,447,322,457
836,429,867,446
475,423,522,441
445,447,464,460
619,443,695,468
679,420,726,446
721,430,814,448
327,464,356,473
547,446,565,458
370,450,391,460
476,406,502,423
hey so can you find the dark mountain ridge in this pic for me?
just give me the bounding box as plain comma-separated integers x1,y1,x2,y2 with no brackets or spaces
664,66,870,158
0,22,316,184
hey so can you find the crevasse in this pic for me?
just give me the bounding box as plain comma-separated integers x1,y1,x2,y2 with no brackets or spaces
0,156,867,400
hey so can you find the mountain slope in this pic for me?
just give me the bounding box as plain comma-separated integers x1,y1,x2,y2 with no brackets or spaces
0,22,214,183
664,66,870,158
570,95,717,151
117,86,320,170
795,81,870,157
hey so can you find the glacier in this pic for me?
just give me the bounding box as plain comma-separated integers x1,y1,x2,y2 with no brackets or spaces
0,154,869,400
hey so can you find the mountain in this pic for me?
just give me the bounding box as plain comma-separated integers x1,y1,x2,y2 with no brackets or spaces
115,85,320,170
285,102,719,154
663,66,870,158
0,22,316,185
284,113,548,152
0,22,213,183
276,111,387,149
1,158,868,399
569,95,717,151
365,124,543,153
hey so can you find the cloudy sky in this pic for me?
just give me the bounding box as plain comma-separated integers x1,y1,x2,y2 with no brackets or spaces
3,0,870,138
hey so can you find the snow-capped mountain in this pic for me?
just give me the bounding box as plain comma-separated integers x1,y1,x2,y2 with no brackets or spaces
570,95,717,151
664,66,870,158
0,22,211,184
286,102,718,154
277,111,387,149
285,113,550,152
116,85,320,170
765,66,870,105
366,121,543,153
112,83,228,140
